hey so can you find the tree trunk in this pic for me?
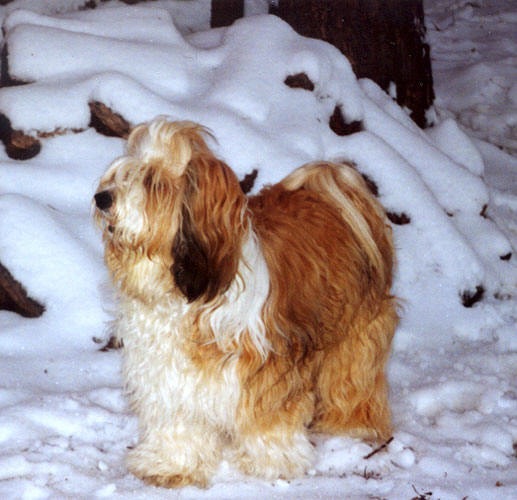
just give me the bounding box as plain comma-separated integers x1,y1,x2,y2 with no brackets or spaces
270,0,434,128
211,0,244,28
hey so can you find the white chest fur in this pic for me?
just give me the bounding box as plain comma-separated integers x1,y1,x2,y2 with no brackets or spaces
117,297,241,433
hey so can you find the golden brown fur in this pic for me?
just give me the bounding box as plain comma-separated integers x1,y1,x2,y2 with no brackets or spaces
94,118,398,488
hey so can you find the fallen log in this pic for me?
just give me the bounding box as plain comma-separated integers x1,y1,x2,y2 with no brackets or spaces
0,261,45,318
88,101,131,138
0,101,131,159
0,114,41,160
284,72,363,136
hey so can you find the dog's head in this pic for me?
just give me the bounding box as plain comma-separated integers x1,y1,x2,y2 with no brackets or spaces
94,118,248,303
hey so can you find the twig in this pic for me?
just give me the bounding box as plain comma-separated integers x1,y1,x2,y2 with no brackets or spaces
363,436,394,460
411,484,433,499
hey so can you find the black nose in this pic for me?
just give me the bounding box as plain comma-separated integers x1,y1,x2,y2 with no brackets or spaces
94,190,113,211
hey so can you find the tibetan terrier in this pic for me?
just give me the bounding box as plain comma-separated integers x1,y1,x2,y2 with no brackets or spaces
94,118,398,488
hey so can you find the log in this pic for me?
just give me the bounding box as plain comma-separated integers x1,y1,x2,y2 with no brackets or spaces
239,169,258,194
88,101,131,138
328,105,363,136
386,212,411,225
284,72,315,91
0,261,45,318
284,72,363,136
0,101,130,160
461,285,485,308
0,114,41,160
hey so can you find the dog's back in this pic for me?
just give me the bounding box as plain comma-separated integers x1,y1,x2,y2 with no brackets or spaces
248,161,394,352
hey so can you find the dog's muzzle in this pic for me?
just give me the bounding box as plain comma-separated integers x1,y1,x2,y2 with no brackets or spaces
94,190,113,211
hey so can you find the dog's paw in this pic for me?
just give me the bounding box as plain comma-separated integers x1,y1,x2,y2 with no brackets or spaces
127,440,214,489
138,472,209,489
128,458,210,489
234,431,314,480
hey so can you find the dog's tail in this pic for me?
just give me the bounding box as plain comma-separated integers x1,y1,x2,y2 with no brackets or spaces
281,161,393,287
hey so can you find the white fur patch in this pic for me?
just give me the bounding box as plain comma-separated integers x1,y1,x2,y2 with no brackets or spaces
119,297,241,430
208,229,271,360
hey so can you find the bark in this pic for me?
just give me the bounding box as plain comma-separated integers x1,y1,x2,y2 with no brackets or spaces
211,0,244,28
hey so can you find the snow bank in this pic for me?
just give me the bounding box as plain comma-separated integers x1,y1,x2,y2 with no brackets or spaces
0,1,516,498
0,193,109,354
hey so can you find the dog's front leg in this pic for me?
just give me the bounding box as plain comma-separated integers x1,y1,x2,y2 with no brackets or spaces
126,417,222,488
232,366,316,480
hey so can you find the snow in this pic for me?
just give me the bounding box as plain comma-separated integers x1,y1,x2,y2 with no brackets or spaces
0,0,516,498
427,0,517,154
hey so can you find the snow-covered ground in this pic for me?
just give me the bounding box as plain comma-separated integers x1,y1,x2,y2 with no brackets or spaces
0,0,515,498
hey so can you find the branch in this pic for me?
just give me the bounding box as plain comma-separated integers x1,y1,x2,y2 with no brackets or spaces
363,436,394,459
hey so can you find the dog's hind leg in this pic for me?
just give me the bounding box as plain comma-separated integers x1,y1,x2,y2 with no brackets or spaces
311,298,397,441
231,357,316,480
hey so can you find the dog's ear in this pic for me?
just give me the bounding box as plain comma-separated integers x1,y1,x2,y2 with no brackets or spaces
171,155,248,303
171,208,211,302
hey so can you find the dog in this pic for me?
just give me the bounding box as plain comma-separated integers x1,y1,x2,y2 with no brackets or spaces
93,118,398,488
